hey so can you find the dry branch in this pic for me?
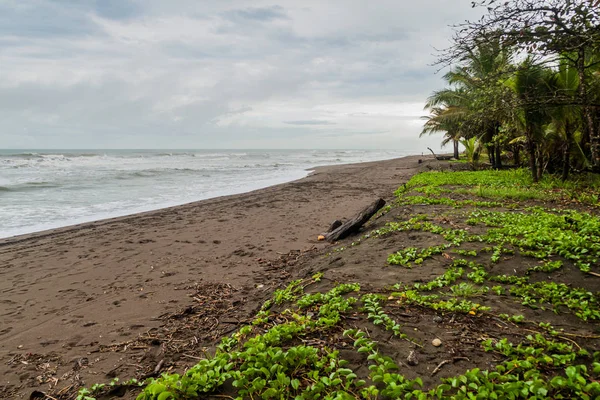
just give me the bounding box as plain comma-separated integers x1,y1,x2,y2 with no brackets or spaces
324,198,386,242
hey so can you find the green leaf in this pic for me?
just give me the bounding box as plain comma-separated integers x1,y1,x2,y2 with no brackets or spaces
150,384,166,395
291,379,300,390
262,388,279,398
157,392,173,400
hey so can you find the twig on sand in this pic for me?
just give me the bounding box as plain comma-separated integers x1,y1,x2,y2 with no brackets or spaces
154,359,165,374
142,359,165,378
431,360,451,376
183,354,203,360
431,357,470,376
558,336,582,351
523,328,582,350
559,332,600,339
30,391,59,400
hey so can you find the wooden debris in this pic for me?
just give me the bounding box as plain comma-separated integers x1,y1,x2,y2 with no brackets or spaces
431,357,470,376
327,220,343,232
431,360,451,376
427,147,453,160
324,198,386,242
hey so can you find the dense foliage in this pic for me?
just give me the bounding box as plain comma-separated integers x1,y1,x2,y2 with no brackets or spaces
423,0,600,180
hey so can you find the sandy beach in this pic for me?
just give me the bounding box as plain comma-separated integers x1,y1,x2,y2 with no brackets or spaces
0,155,425,398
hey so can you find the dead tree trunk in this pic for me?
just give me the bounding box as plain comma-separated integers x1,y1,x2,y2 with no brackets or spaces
324,198,386,242
427,147,453,161
428,147,438,159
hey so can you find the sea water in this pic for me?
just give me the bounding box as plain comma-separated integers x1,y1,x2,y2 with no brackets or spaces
0,149,405,239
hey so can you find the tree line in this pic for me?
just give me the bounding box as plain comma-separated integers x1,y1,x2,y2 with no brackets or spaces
422,0,600,181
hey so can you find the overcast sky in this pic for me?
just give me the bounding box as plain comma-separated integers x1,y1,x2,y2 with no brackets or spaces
0,0,482,150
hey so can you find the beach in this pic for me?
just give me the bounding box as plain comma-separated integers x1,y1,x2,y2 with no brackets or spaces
0,155,424,398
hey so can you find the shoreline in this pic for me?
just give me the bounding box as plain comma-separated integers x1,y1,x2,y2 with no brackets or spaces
0,169,312,243
0,155,406,243
0,154,426,398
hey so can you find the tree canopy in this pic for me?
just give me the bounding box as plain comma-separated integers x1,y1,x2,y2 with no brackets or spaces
423,0,600,180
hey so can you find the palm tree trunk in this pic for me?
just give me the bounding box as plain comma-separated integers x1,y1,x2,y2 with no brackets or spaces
513,145,520,167
453,140,459,159
526,133,538,183
561,120,573,181
488,145,495,167
495,143,502,169
536,151,543,181
577,48,600,170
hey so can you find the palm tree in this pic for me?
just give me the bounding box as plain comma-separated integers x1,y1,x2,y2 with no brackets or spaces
421,88,470,159
460,137,483,168
549,57,582,180
441,40,514,169
510,58,555,181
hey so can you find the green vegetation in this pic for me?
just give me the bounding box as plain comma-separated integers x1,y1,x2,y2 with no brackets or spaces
499,314,525,324
449,282,486,298
362,294,415,344
273,279,304,305
424,0,600,180
510,282,600,321
466,208,600,272
412,264,464,291
397,169,600,206
122,272,597,400
125,276,598,399
388,170,600,273
136,281,363,400
394,290,491,315
386,170,600,319
528,260,564,275
387,244,451,268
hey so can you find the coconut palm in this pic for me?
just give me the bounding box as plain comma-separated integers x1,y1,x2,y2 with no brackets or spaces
439,40,514,169
509,58,556,181
460,137,483,168
548,57,582,180
421,88,471,159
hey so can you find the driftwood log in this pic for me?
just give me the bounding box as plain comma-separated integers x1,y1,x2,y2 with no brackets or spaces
427,147,453,161
327,220,343,232
324,198,386,242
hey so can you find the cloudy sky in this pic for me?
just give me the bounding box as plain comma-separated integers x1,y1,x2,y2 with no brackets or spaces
0,0,481,150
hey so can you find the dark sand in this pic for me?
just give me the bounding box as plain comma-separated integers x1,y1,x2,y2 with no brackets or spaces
0,155,425,398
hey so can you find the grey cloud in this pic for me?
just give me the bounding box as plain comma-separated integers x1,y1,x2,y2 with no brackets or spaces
320,129,390,137
93,0,143,20
223,6,288,22
224,106,253,115
285,120,335,126
0,0,484,150
0,2,100,38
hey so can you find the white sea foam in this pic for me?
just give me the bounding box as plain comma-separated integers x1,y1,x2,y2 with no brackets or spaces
0,149,405,239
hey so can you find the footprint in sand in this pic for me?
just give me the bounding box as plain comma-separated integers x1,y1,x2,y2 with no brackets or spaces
0,326,13,336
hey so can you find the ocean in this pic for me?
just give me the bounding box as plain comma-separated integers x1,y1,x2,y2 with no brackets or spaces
0,149,406,239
